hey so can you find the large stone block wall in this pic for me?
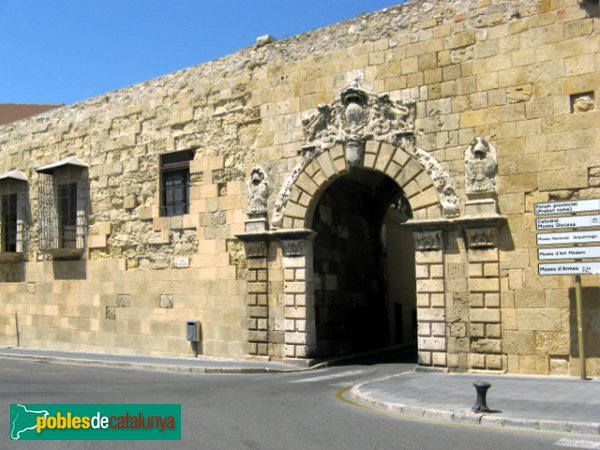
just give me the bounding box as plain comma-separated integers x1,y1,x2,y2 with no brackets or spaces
0,257,246,357
0,0,598,374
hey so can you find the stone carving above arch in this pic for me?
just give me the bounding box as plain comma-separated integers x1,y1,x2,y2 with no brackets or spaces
271,83,461,228
301,81,416,158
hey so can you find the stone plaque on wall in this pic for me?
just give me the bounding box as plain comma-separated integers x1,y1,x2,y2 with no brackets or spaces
282,240,305,257
414,231,442,251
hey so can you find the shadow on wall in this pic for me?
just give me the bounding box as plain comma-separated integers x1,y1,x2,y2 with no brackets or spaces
0,262,25,282
569,286,600,359
52,259,87,280
579,1,600,19
496,221,516,252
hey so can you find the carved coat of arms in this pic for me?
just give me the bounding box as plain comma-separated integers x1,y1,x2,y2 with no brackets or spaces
301,81,416,167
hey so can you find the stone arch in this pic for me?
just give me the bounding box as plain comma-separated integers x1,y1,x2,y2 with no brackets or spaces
243,85,463,365
272,140,460,231
270,139,460,362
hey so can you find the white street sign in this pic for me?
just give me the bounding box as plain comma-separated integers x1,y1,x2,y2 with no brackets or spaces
535,198,600,216
174,257,190,268
536,215,600,230
539,262,600,276
538,246,600,260
537,230,600,246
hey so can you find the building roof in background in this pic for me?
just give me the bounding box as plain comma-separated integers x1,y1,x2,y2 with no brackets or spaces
0,103,63,125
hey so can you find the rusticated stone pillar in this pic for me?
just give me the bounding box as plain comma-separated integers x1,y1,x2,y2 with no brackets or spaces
242,240,270,358
281,238,316,361
413,230,447,369
465,226,503,371
238,228,316,363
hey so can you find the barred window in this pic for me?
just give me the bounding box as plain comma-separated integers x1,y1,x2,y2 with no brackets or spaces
160,150,194,217
36,157,88,258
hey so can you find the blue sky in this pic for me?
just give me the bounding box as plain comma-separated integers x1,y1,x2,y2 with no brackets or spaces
1,1,403,105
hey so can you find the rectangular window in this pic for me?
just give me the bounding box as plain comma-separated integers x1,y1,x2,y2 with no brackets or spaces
160,150,194,217
1,193,17,252
36,157,89,257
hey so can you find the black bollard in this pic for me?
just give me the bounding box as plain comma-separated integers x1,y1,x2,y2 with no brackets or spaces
472,381,491,413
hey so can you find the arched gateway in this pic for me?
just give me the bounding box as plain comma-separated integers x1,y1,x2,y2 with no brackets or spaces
238,84,505,371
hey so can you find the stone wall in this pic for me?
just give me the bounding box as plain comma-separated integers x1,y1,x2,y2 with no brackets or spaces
0,0,599,374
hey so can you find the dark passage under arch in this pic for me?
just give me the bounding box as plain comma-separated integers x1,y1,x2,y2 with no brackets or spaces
311,169,416,358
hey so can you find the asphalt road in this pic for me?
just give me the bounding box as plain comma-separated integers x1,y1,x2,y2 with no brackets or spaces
1,355,598,450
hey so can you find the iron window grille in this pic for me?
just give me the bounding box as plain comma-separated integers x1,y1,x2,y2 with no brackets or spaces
160,149,194,217
37,158,89,257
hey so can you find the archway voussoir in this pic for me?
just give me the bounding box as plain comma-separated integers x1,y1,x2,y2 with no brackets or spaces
288,185,303,205
295,172,319,197
364,153,376,169
312,169,327,189
374,143,395,173
415,171,434,191
316,152,337,179
297,190,312,207
384,161,402,180
329,145,347,173
395,159,424,188
409,186,440,212
286,201,308,220
365,140,382,158
402,180,421,198
393,148,411,167
305,159,321,178
282,217,294,228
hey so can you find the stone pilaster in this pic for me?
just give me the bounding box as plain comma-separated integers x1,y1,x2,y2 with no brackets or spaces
465,226,503,371
414,230,447,368
281,238,316,360
243,240,270,358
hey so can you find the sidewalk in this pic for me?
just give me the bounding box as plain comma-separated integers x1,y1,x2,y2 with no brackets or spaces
350,371,600,435
0,347,306,374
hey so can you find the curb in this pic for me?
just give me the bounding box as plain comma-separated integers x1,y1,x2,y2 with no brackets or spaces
0,352,313,375
349,375,600,436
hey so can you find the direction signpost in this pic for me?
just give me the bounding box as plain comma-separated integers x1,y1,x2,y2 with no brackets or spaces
535,198,600,380
537,230,600,246
538,246,600,261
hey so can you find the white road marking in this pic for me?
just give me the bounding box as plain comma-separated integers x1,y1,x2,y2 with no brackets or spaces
290,369,366,383
555,438,600,449
329,381,356,387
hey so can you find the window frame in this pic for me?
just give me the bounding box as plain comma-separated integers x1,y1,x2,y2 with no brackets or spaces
0,170,28,259
1,192,18,252
36,157,89,259
159,149,195,217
